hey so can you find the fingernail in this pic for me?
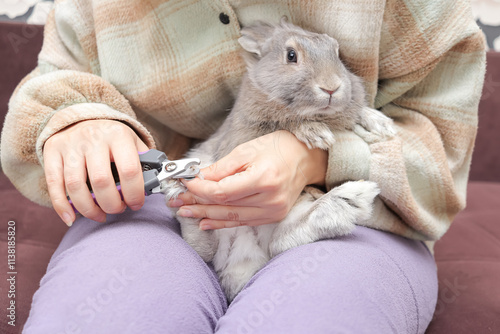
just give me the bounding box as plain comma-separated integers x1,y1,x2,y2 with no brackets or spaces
177,208,193,218
130,205,142,211
181,178,196,185
62,212,74,227
200,223,212,230
169,198,184,207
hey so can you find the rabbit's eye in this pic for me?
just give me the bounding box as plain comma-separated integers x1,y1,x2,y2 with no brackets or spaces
287,49,297,63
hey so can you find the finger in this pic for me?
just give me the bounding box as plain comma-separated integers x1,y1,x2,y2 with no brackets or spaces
135,136,149,153
182,167,261,204
86,148,126,214
198,218,275,230
44,149,75,226
172,191,268,208
64,152,106,222
216,192,271,207
199,150,248,182
110,140,145,211
177,204,268,222
168,190,209,207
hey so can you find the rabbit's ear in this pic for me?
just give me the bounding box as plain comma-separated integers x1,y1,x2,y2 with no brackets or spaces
238,22,275,58
238,35,261,56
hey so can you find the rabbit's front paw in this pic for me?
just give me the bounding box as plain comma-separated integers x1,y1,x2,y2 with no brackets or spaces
360,107,396,138
163,179,187,202
294,122,335,150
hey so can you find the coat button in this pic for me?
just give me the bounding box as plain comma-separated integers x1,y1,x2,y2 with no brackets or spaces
219,13,230,25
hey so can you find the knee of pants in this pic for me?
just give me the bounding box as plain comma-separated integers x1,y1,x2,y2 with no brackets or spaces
216,226,438,334
24,195,226,334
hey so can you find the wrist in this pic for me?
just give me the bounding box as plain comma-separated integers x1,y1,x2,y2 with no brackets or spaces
283,131,328,186
301,146,328,186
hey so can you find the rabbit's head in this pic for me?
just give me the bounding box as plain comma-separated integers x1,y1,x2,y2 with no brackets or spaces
238,18,364,117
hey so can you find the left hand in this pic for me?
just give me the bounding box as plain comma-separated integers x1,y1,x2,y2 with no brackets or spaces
167,130,328,230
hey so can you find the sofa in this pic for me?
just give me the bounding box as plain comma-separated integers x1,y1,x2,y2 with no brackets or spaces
1,21,499,334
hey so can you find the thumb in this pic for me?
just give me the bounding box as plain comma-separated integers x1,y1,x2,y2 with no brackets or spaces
201,150,249,182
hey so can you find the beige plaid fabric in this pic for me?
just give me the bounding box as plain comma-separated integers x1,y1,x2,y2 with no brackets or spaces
0,0,486,241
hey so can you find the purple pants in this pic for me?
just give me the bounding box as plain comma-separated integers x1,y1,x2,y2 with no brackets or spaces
24,194,437,334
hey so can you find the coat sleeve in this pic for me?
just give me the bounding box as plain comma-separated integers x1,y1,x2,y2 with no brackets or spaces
324,6,486,241
0,1,156,206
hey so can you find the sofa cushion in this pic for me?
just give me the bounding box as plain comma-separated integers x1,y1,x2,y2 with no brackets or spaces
426,181,500,333
469,51,500,183
0,22,43,118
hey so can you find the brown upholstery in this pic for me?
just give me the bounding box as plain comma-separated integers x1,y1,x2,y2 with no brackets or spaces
469,52,500,183
426,182,500,333
0,21,499,333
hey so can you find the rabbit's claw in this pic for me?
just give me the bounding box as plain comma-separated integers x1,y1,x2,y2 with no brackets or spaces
294,122,335,150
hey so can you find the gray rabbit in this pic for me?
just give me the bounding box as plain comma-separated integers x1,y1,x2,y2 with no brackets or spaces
165,18,395,302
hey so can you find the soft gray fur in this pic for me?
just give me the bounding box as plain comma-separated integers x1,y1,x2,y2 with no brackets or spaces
165,18,395,302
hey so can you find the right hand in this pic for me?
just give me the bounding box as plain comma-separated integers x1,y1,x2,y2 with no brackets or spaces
43,120,149,226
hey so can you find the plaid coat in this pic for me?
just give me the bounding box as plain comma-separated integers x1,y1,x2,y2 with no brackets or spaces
0,0,486,242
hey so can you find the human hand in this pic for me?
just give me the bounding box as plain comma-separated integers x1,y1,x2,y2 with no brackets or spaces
43,120,149,226
168,130,328,230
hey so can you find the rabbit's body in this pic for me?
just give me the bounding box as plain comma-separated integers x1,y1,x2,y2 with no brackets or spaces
166,19,395,301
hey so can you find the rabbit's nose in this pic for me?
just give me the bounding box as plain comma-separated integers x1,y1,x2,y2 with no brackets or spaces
320,87,339,95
